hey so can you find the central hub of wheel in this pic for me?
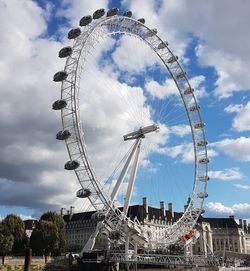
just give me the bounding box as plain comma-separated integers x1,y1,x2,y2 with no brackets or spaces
123,124,160,141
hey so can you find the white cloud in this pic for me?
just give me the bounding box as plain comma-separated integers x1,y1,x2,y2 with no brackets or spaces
78,54,155,180
122,0,190,66
0,0,196,215
208,167,244,181
145,74,207,101
140,159,159,173
212,137,250,162
188,75,208,100
206,202,250,219
157,142,217,164
57,0,109,26
206,202,233,216
112,35,159,73
19,214,36,221
0,0,86,214
224,104,243,114
124,0,250,99
225,101,250,132
196,45,250,99
169,125,190,137
207,149,219,160
233,184,250,190
145,78,177,99
1,0,248,218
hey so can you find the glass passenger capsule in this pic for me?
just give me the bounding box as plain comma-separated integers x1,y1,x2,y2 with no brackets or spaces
199,175,210,182
184,87,194,95
137,18,145,24
68,28,81,39
53,71,68,82
167,55,178,64
158,41,168,49
198,158,209,164
194,122,205,129
58,47,72,58
123,11,132,17
56,130,71,140
52,99,67,110
189,104,200,112
146,28,157,37
76,188,91,198
107,7,118,17
176,71,186,79
93,8,105,19
197,192,208,199
64,160,80,170
79,15,92,26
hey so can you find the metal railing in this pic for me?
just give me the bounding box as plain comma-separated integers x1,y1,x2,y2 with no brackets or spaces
108,252,218,267
81,251,219,268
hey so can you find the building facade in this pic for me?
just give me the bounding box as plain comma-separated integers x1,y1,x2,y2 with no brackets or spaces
62,208,98,249
193,220,213,255
193,216,249,256
62,200,250,256
24,219,37,238
62,198,183,250
245,234,250,254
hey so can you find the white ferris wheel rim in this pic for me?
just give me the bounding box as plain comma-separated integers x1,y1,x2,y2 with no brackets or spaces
54,11,209,247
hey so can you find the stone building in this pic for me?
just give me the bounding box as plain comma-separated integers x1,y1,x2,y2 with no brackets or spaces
62,198,183,249
245,234,250,254
193,216,248,256
62,200,250,256
193,219,213,255
23,219,37,238
62,206,98,249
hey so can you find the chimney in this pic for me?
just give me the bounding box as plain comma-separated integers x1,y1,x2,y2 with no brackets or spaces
70,206,75,215
160,201,164,218
142,197,148,220
243,220,247,232
60,207,66,216
67,210,70,215
168,202,174,219
239,219,243,228
229,215,235,219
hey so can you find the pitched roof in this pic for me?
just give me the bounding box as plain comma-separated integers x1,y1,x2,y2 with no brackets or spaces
63,205,183,223
63,211,96,222
202,217,240,229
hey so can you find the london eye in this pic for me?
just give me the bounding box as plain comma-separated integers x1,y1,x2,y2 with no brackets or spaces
53,7,209,253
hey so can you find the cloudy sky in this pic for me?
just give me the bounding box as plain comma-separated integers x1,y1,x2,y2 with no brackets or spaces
0,0,249,221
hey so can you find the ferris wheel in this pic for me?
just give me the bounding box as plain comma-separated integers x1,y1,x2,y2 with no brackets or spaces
53,7,209,252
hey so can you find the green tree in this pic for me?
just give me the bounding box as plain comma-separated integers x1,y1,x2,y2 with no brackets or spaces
2,214,25,241
0,222,14,265
40,211,67,255
2,214,26,255
30,220,58,263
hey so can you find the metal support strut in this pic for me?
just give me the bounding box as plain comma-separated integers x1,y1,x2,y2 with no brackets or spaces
110,124,159,207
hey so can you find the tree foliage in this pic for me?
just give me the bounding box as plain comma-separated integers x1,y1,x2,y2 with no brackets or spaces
30,220,58,262
30,211,67,259
40,211,65,231
0,222,14,265
2,214,25,242
2,214,26,255
40,211,67,254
